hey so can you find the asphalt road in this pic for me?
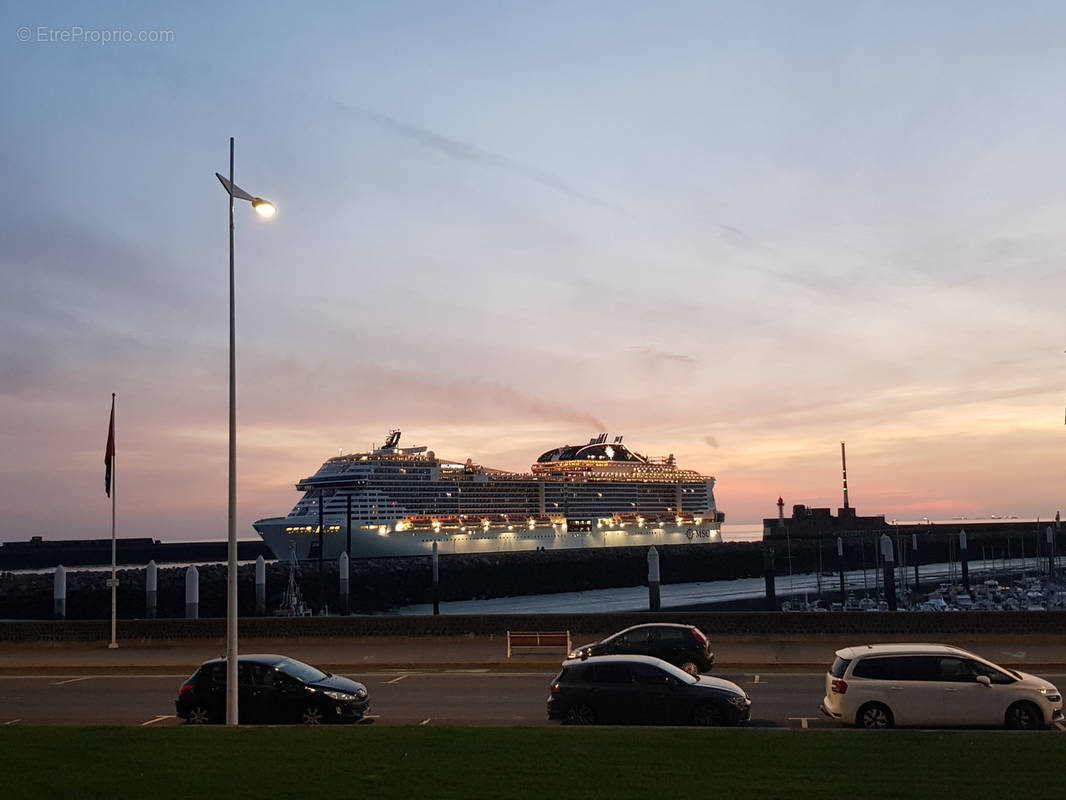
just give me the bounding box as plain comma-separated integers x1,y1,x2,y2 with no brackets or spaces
4,670,1065,729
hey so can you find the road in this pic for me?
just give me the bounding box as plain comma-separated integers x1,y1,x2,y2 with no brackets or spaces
4,670,1064,729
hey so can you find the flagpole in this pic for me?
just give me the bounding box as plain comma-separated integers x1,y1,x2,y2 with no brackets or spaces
108,393,118,648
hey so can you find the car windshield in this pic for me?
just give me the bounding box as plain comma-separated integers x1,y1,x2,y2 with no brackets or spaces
276,658,328,683
657,661,698,685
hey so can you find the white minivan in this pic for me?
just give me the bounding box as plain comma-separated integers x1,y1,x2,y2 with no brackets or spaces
820,643,1063,729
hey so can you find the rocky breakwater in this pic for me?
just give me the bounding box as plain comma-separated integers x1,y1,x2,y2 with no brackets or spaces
0,542,765,620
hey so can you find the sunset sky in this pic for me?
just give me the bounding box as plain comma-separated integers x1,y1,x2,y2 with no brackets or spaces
2,1,1065,545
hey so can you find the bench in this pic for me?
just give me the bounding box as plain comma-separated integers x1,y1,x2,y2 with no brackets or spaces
506,630,572,658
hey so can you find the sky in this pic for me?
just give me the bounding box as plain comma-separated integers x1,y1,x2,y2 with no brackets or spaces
2,1,1066,545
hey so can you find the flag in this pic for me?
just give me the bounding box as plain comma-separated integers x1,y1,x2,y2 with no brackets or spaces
105,395,115,497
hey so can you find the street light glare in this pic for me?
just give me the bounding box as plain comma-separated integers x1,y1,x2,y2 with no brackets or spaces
252,199,277,218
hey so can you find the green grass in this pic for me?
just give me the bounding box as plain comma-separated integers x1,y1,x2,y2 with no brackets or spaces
1,726,1061,799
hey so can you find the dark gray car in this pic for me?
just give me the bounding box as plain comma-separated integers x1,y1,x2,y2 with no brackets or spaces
176,654,370,725
568,623,715,674
547,654,750,726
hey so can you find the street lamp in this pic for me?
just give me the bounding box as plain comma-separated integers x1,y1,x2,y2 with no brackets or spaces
215,137,275,726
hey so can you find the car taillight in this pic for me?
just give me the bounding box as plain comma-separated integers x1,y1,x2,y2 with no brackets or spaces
178,684,195,698
831,679,848,694
690,628,709,646
550,683,561,695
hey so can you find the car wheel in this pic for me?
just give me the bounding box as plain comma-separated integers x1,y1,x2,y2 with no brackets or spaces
300,705,325,725
186,705,212,725
678,660,700,676
693,703,725,727
564,703,597,725
857,702,893,729
1005,701,1042,730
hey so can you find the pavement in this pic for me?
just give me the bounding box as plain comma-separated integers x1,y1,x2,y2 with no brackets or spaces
3,633,1066,676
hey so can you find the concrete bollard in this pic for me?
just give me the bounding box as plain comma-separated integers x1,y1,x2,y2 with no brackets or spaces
911,534,919,594
1048,527,1055,578
648,546,660,612
54,564,66,620
255,555,266,617
146,560,157,619
339,552,350,616
185,565,199,619
837,537,845,604
432,542,440,616
763,545,776,610
880,533,896,611
959,529,969,592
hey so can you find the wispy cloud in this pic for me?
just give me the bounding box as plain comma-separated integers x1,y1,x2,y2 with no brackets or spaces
334,103,621,212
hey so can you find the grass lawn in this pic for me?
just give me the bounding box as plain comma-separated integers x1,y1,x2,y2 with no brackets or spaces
1,726,1061,799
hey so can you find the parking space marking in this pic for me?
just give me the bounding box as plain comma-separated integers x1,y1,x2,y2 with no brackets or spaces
141,715,174,727
788,717,817,729
384,674,409,684
419,718,431,726
52,677,93,686
3,719,21,726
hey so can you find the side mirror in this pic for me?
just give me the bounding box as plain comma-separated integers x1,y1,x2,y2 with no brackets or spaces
976,675,991,688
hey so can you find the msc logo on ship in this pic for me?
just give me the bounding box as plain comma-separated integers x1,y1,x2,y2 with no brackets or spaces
686,527,714,540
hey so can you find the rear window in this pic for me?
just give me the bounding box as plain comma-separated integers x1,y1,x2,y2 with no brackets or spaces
197,663,225,685
852,656,938,681
830,657,851,678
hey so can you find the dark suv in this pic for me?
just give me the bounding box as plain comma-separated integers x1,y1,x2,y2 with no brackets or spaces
547,655,750,726
176,654,370,725
568,623,715,674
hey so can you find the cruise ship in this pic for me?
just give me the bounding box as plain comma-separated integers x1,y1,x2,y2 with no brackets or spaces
253,431,724,561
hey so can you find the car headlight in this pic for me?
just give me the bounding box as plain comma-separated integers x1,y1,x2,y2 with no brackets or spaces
355,688,368,700
323,690,356,702
727,693,750,709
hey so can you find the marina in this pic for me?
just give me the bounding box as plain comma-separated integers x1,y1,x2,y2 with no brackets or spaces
390,559,1066,615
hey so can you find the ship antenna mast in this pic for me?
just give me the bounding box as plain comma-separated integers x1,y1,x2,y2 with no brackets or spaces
841,441,849,510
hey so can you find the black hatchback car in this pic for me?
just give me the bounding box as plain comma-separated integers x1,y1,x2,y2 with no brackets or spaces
568,623,715,674
176,654,370,725
548,655,751,726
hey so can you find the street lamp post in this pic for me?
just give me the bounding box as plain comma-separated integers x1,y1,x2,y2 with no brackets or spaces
216,137,275,726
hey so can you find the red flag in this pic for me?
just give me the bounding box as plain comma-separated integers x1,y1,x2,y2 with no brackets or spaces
105,395,115,497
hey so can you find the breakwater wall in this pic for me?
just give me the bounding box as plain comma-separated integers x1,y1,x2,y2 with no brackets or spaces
3,529,1060,621
3,610,1066,645
0,543,766,620
0,537,271,571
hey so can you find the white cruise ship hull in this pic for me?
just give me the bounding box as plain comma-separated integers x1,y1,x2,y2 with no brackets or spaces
254,516,722,561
